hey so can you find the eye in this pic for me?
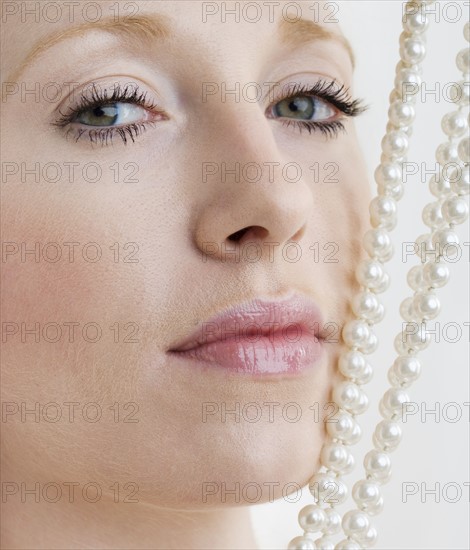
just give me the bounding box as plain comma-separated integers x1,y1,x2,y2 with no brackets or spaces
265,80,367,138
272,95,336,123
53,83,167,146
75,102,149,127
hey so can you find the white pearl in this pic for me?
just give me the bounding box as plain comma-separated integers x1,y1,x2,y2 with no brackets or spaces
403,10,429,34
355,361,373,385
395,60,422,79
368,302,385,324
442,195,469,225
390,355,421,387
342,452,355,475
400,37,426,65
347,420,362,445
388,101,415,127
373,271,390,294
429,173,452,198
334,540,360,550
401,125,413,137
422,262,450,288
374,162,403,186
422,201,445,229
399,296,419,322
356,526,378,548
326,410,354,440
436,141,460,165
393,79,418,103
452,80,470,107
366,496,384,516
299,505,327,533
288,536,316,550
351,291,379,320
315,536,335,550
414,233,433,261
355,260,385,290
322,508,342,536
380,388,411,419
321,443,351,474
332,381,360,408
394,332,411,355
400,323,430,351
363,449,392,482
360,330,378,355
342,510,370,539
338,350,367,380
387,367,401,388
352,480,381,509
458,136,470,163
342,319,370,348
369,196,398,230
377,180,404,200
441,111,468,138
456,47,470,73
309,474,347,506
356,391,369,414
431,228,459,251
377,239,393,261
464,21,470,42
381,130,409,159
406,265,425,291
373,420,402,451
450,165,469,195
363,228,393,260
412,291,440,319
333,381,367,414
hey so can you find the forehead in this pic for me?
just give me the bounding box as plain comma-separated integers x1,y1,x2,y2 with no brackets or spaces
1,0,352,83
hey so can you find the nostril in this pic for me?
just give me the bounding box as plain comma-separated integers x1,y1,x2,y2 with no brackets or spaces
227,227,250,242
227,225,269,243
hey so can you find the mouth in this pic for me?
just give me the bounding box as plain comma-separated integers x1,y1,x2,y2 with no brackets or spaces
167,293,326,375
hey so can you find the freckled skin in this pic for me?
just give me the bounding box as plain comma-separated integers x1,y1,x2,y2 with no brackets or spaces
0,1,370,548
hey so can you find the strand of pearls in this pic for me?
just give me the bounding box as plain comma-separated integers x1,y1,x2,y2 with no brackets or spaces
332,18,469,549
288,3,469,549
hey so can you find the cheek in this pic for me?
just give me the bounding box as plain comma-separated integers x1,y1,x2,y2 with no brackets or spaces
1,126,371,507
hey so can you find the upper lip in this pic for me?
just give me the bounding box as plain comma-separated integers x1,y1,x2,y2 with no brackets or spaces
168,292,325,352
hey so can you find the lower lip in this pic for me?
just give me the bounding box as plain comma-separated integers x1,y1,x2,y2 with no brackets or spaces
169,332,324,375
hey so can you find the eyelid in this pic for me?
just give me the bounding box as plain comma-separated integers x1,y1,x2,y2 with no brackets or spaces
264,76,344,103
51,78,166,127
51,79,169,146
265,78,366,119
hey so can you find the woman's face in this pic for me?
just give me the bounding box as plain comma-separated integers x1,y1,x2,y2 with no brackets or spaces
1,0,369,508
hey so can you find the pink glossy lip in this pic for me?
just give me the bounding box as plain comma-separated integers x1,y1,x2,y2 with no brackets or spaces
167,294,325,375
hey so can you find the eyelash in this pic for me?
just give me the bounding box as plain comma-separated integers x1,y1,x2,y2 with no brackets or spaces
53,80,367,146
53,83,163,146
271,80,367,137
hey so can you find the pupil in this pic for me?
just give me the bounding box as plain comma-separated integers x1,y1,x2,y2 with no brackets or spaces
93,107,106,117
289,100,299,112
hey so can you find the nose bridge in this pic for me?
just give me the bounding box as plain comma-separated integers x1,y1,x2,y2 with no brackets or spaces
191,96,315,262
204,90,279,163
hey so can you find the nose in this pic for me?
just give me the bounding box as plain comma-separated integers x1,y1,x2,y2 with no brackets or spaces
192,105,315,263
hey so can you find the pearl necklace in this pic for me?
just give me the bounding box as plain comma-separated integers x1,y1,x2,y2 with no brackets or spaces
288,2,469,548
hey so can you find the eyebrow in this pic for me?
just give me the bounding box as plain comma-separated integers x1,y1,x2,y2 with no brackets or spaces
279,18,355,69
8,14,172,83
9,13,354,83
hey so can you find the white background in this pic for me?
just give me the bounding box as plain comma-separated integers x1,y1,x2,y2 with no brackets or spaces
251,2,470,548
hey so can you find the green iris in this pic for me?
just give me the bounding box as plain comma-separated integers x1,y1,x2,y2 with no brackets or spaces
274,96,314,120
77,104,119,126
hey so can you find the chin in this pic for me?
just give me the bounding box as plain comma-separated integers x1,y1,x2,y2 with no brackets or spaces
133,423,325,509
